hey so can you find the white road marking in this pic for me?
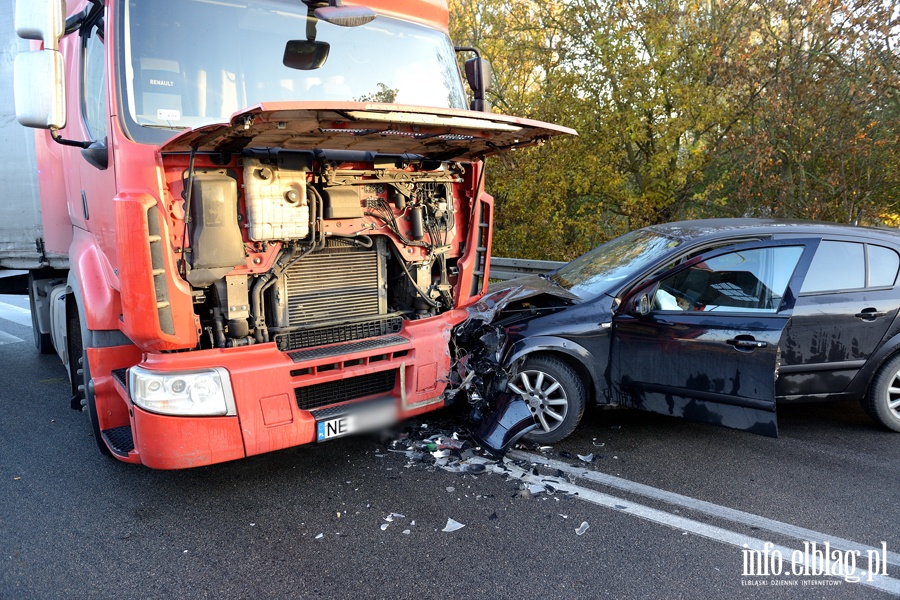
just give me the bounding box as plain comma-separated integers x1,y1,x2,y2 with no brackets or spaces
0,301,32,328
473,455,900,595
509,449,900,568
0,330,24,346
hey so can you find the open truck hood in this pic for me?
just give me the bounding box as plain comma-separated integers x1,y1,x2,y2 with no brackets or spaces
160,102,576,160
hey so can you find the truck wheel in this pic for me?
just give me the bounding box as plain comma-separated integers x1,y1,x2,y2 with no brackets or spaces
27,274,53,354
864,353,900,433
508,355,586,444
68,305,111,456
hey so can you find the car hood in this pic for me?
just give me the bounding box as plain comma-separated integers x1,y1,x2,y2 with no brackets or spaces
160,102,577,160
468,275,581,321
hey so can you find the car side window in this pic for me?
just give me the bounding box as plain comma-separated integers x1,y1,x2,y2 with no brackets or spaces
868,245,900,288
82,23,107,141
653,246,804,313
800,241,865,294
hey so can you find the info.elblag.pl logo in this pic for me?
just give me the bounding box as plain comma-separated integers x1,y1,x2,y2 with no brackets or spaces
741,541,890,586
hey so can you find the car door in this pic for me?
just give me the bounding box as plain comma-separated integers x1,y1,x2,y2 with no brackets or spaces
611,239,818,437
778,240,900,398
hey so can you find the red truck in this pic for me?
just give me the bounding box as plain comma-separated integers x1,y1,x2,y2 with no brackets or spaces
3,0,572,468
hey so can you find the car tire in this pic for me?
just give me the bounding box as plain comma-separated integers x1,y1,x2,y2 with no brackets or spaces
508,355,586,444
865,353,900,433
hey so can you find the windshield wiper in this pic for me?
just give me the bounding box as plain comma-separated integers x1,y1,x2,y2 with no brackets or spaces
140,124,189,131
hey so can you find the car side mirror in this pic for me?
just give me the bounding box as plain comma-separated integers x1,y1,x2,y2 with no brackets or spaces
635,294,652,316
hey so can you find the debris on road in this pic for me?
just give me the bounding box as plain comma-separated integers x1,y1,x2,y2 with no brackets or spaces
442,518,465,532
575,521,589,536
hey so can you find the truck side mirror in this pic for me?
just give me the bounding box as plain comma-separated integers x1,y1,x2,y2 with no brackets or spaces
283,40,331,71
464,57,493,112
15,0,65,48
14,0,67,130
14,51,66,129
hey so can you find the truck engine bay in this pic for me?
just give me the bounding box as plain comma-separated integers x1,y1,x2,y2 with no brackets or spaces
164,149,471,352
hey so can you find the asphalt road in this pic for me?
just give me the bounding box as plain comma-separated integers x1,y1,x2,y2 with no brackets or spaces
1,293,898,599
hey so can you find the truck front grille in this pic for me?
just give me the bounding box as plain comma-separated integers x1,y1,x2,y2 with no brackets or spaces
276,315,403,352
295,370,397,411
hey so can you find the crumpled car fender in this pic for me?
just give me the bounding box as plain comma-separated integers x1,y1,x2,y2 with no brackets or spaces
505,335,607,405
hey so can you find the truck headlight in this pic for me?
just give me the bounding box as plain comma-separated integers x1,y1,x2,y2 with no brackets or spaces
129,367,236,416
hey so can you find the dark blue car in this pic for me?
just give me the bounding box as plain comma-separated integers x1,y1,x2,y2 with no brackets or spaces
456,219,900,447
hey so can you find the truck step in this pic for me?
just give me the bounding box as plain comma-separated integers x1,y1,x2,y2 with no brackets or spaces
101,426,135,457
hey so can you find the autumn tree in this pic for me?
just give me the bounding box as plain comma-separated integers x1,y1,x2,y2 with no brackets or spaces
449,0,900,260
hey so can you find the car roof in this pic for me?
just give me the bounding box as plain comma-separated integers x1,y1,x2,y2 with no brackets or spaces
644,218,900,245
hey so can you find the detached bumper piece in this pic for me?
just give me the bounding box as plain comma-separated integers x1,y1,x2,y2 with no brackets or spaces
469,392,537,456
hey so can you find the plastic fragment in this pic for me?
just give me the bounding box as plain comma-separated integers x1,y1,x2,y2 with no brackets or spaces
593,442,605,447
380,523,390,531
446,486,456,493
539,446,553,452
577,453,594,463
460,462,486,473
575,521,589,536
615,504,627,510
442,518,465,532
384,512,405,522
315,533,324,539
527,483,545,495
402,529,411,535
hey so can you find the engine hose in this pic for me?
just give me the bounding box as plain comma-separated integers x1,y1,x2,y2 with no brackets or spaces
389,244,440,309
328,234,373,249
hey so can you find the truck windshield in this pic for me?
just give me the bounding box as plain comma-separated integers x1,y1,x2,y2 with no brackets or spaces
117,0,469,144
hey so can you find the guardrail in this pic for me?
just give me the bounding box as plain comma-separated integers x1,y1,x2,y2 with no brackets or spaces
489,257,565,281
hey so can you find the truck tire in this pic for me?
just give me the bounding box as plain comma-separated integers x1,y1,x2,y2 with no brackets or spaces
67,303,111,456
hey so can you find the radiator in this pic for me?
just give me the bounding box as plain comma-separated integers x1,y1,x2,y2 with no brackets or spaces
278,238,387,327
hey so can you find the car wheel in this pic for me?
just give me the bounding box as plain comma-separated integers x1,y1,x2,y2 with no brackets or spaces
508,355,586,444
865,354,900,433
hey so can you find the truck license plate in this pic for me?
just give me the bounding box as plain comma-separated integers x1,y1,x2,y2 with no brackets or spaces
316,402,397,442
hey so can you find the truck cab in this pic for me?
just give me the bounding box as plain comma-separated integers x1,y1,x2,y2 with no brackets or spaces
9,0,573,468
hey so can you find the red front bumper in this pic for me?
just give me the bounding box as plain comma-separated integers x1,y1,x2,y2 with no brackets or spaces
101,311,465,469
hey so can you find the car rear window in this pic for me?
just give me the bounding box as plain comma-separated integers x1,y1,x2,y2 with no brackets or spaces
801,241,899,293
868,245,900,288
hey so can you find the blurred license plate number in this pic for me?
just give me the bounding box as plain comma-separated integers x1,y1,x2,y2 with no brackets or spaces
316,404,395,442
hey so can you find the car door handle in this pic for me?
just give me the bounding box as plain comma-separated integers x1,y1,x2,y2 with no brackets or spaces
855,308,888,321
726,336,767,350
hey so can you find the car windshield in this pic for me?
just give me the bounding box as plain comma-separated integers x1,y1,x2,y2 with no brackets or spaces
118,0,469,144
550,229,684,300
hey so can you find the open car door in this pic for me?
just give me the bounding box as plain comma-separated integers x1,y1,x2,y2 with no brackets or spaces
611,239,819,437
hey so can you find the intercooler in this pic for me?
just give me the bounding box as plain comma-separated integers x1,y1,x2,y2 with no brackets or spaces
272,238,398,350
